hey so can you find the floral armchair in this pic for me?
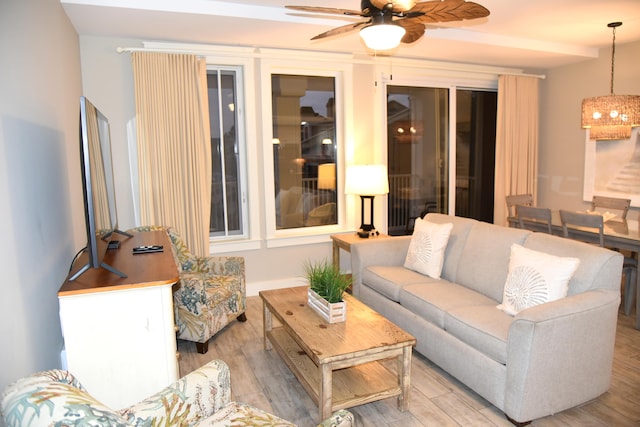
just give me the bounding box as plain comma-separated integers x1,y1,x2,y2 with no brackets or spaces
129,226,246,354
1,360,355,427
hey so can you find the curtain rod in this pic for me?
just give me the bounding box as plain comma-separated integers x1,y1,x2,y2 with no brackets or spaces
116,46,546,79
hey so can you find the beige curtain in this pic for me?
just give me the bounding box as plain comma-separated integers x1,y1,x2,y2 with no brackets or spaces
494,75,539,225
131,52,211,256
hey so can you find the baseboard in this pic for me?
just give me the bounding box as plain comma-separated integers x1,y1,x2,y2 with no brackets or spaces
246,277,307,297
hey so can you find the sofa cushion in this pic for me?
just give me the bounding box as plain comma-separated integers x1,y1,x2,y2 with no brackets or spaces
400,282,498,329
455,222,530,301
423,213,477,283
362,265,432,302
404,218,453,279
497,244,580,316
445,305,512,364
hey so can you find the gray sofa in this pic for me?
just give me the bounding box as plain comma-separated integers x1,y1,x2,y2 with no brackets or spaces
350,213,623,424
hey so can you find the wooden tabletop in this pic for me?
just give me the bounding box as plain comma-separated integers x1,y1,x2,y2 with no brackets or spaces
259,286,415,365
59,230,178,296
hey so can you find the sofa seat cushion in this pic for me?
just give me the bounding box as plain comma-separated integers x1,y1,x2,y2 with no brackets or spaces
362,266,434,302
197,402,296,426
399,282,497,329
444,305,512,364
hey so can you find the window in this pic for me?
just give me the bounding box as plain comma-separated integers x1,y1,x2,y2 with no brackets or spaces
271,74,338,230
207,67,248,240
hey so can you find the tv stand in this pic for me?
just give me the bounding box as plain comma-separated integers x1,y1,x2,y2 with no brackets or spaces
58,230,179,409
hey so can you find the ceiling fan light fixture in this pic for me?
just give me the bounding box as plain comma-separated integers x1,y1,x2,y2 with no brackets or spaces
581,22,640,140
360,23,406,51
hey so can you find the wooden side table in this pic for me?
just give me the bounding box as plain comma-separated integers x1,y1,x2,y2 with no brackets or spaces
330,232,391,268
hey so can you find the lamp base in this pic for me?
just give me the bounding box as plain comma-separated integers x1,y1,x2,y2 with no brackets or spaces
357,228,380,238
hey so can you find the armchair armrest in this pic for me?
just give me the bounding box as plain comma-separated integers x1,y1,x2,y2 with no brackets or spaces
504,289,620,422
119,359,232,425
317,409,355,427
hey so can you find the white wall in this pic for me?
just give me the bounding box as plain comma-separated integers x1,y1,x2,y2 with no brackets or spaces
78,35,640,300
539,40,640,218
0,0,82,406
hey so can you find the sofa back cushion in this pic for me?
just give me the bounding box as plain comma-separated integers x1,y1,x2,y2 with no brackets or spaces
455,221,531,301
523,232,623,295
424,213,476,283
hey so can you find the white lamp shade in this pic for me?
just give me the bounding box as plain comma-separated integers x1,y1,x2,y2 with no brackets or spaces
360,24,406,51
345,165,389,195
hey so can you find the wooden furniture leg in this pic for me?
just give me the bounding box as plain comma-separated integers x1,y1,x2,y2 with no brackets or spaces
263,302,272,351
399,345,412,411
196,341,208,354
320,363,333,420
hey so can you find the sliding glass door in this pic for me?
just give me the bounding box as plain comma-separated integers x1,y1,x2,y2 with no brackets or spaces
387,85,496,235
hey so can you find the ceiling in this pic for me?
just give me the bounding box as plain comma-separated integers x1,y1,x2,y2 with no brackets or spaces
61,0,640,71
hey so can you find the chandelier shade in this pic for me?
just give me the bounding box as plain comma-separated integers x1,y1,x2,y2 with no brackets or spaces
580,22,640,140
582,95,640,140
360,24,406,51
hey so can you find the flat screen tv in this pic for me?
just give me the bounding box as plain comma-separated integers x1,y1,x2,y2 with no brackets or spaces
69,96,130,281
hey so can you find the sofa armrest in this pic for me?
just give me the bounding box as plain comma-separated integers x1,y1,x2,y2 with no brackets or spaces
350,236,411,297
504,289,620,422
317,409,355,427
119,359,232,425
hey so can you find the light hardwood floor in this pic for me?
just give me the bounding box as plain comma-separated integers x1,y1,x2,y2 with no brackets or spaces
178,296,640,426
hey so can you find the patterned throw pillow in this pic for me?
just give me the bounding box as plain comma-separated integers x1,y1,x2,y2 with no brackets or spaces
497,244,580,316
404,218,453,279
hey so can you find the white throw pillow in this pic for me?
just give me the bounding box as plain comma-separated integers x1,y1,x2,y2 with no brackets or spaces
404,218,453,279
497,244,580,316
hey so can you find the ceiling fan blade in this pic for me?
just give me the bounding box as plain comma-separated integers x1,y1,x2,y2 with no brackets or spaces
410,0,489,23
397,18,426,43
285,5,364,17
370,1,417,12
311,21,369,41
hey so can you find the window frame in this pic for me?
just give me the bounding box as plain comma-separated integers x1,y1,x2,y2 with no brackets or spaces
260,55,354,248
377,69,498,218
201,51,262,253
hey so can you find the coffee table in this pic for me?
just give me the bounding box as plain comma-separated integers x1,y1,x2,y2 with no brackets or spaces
259,286,416,420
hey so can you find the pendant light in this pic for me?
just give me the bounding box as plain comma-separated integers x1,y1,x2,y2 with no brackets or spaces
581,22,640,140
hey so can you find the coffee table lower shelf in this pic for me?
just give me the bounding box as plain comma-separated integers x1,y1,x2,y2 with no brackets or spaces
266,327,402,413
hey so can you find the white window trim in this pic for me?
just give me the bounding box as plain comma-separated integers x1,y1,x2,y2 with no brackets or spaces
260,54,354,248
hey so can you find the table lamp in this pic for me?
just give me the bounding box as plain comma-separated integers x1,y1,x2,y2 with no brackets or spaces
345,165,389,238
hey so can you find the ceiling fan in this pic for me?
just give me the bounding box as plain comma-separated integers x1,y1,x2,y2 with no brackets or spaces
286,0,490,50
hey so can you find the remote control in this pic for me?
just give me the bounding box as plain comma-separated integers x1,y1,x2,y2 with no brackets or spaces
132,245,164,254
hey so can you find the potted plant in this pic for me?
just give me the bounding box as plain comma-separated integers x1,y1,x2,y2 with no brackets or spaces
304,259,351,323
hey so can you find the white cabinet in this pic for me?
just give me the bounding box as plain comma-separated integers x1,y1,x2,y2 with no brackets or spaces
58,231,179,409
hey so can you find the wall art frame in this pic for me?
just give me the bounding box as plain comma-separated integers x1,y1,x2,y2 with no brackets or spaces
583,127,640,208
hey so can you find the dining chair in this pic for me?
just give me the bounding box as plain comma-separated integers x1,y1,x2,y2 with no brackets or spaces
517,205,552,234
560,210,638,315
591,195,631,220
505,194,533,218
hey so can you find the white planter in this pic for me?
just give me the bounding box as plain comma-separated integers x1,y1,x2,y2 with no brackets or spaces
307,288,346,323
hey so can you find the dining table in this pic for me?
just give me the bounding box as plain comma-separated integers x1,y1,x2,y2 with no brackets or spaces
507,210,640,329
